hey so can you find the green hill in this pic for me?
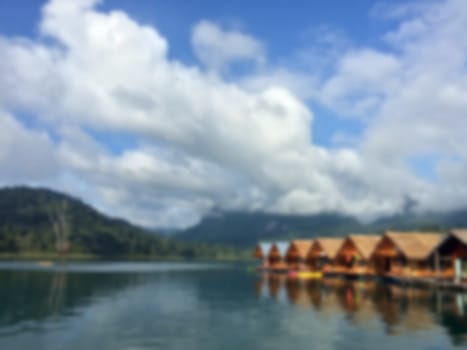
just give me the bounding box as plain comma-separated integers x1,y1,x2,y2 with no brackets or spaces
0,187,245,260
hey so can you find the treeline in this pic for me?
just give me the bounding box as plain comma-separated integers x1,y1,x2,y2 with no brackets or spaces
0,187,247,260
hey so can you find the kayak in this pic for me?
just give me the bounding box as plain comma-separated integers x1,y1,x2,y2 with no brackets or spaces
295,271,323,280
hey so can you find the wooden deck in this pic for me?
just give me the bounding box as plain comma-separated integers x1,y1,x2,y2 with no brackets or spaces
332,265,377,279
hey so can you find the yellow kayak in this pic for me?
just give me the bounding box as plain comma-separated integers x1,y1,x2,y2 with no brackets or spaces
296,271,322,280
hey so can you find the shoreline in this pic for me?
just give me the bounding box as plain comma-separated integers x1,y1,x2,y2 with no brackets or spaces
0,252,253,263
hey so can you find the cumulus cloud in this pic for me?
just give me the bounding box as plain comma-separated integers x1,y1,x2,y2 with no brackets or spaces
191,20,265,72
0,112,59,183
0,0,466,228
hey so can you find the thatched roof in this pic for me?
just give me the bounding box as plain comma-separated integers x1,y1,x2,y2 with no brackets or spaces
449,229,467,245
272,241,290,258
313,238,344,259
269,241,290,258
347,234,381,260
287,239,313,258
255,242,272,258
385,231,443,260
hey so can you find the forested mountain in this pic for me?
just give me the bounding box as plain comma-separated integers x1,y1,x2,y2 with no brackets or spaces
0,187,244,260
178,209,467,247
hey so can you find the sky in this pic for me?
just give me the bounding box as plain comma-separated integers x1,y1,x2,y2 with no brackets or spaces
0,0,466,229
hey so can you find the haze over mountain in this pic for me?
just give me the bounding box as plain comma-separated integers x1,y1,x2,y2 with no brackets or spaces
1,0,467,231
178,208,467,246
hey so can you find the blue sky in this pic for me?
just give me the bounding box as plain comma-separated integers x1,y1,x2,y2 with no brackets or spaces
0,0,466,228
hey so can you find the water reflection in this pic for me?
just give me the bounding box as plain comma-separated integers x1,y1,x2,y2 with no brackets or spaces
2,262,467,350
255,275,467,346
0,268,145,331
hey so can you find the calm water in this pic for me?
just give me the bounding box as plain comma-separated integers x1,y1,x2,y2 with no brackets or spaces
1,262,467,349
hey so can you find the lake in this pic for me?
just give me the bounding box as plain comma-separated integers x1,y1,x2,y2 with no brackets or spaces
0,262,467,350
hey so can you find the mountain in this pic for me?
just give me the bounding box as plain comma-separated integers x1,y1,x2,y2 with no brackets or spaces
0,187,244,259
177,211,366,246
177,209,467,247
4,186,466,253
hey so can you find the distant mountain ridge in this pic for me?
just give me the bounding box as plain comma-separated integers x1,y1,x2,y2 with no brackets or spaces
177,209,467,246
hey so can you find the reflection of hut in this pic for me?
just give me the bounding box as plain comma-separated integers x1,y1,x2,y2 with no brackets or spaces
321,277,346,292
375,290,436,335
307,238,343,274
372,231,443,278
335,281,360,313
319,288,342,317
370,284,447,336
285,280,312,308
437,291,467,345
397,304,436,333
372,284,404,334
269,241,290,272
306,281,324,308
285,279,301,301
334,280,376,315
350,298,378,327
254,277,270,299
390,284,431,302
285,240,313,271
340,282,378,327
433,229,467,281
335,234,380,277
304,279,342,314
254,242,273,270
268,274,285,299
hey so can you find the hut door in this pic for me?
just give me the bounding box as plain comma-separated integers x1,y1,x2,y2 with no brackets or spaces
384,258,391,273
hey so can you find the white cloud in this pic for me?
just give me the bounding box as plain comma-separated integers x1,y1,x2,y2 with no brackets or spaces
0,112,59,183
319,49,401,118
191,20,265,72
0,0,466,228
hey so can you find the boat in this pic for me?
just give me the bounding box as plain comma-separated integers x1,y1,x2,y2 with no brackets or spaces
288,271,322,280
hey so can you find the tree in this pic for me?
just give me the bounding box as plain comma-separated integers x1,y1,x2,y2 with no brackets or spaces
47,199,71,260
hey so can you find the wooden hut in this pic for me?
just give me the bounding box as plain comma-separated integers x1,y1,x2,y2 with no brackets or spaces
269,241,290,272
285,240,313,271
372,231,443,279
335,234,380,277
307,238,343,274
432,229,467,281
254,242,273,270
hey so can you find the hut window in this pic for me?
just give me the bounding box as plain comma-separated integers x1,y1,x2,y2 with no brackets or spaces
440,258,452,269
